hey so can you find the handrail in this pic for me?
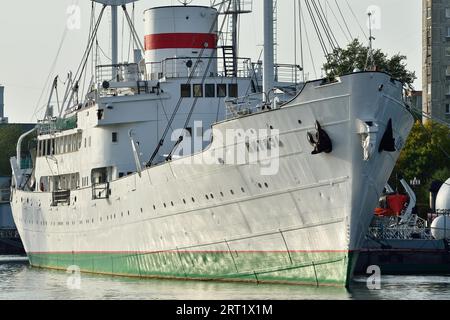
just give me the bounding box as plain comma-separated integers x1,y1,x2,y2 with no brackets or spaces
145,56,253,80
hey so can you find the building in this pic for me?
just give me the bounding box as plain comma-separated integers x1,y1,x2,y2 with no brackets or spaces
407,90,423,112
423,0,450,123
0,86,7,124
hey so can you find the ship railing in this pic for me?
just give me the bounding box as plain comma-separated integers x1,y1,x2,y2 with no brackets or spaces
0,188,11,204
92,182,110,200
211,0,253,14
274,64,303,84
51,190,71,207
367,215,434,240
225,92,266,119
145,56,253,80
37,115,77,136
95,63,143,85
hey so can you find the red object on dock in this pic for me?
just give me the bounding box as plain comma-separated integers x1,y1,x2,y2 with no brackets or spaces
375,194,408,216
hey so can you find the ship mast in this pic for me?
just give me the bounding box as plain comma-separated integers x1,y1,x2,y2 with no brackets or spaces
92,0,139,74
263,0,275,101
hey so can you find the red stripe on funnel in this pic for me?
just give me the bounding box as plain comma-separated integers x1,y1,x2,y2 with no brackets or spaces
144,33,217,50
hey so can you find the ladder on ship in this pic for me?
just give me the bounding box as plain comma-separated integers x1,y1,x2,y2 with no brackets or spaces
221,45,237,77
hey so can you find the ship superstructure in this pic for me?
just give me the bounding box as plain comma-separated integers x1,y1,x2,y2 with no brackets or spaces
9,0,413,286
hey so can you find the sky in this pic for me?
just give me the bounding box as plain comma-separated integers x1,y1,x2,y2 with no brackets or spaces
0,0,422,123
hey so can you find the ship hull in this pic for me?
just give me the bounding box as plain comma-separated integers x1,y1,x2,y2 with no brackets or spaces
29,251,353,286
11,72,414,287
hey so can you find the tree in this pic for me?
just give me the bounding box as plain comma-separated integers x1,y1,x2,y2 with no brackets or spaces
391,120,450,205
0,125,35,176
323,39,416,88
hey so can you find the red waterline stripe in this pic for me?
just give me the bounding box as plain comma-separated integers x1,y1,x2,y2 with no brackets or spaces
30,250,351,255
144,33,217,50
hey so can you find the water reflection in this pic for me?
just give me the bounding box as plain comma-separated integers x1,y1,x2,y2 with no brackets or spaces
1,257,449,300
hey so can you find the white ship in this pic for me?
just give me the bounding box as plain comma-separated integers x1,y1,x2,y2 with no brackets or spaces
9,0,413,286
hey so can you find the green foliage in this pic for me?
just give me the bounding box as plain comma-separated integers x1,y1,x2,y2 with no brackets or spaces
323,39,416,87
0,125,35,176
392,120,450,205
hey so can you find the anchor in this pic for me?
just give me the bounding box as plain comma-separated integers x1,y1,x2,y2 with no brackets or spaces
307,121,333,155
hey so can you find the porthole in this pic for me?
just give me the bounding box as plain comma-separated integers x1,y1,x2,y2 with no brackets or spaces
241,187,245,193
264,183,269,188
210,194,214,199
121,212,124,217
153,205,156,210
140,208,143,213
192,197,195,203
230,190,234,195
128,211,130,215
171,201,174,206
205,195,209,200
298,120,302,124
258,183,262,188
220,192,224,197
164,203,167,208
183,199,186,204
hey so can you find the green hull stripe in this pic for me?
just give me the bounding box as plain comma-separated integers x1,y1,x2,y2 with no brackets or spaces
28,251,355,287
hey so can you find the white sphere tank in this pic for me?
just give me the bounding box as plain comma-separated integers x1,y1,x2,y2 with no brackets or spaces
431,215,450,240
436,178,450,213
143,6,218,79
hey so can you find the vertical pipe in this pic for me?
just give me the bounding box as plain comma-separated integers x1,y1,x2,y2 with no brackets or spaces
111,5,119,78
263,0,275,101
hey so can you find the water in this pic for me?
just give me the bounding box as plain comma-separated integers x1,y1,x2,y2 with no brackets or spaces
1,256,450,300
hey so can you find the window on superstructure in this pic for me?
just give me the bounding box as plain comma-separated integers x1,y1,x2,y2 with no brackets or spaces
446,8,450,18
112,132,118,143
37,140,42,157
51,139,55,155
205,84,215,97
193,84,203,97
228,84,238,98
46,140,51,156
446,104,450,114
181,84,191,97
217,84,227,97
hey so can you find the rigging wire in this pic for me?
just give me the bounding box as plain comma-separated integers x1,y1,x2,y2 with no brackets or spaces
300,1,318,78
147,1,232,166
304,0,329,58
30,23,70,122
81,1,96,105
312,0,339,51
325,0,350,43
298,0,305,82
345,0,368,40
334,0,353,40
